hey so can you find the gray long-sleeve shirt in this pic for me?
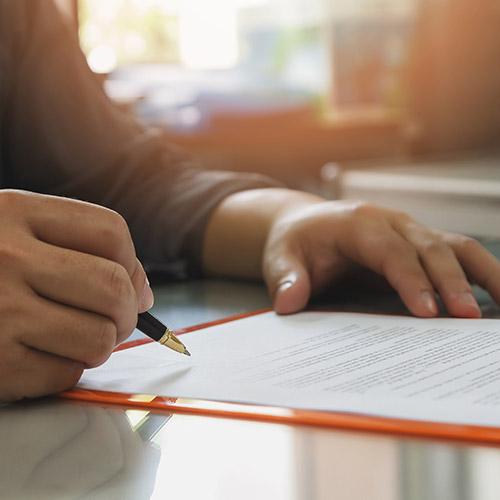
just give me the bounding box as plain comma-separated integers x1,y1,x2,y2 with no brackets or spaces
0,0,280,276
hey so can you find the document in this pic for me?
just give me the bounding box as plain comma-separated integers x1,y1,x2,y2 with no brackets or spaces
78,311,500,428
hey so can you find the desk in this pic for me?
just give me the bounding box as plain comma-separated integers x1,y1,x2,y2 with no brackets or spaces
2,277,500,500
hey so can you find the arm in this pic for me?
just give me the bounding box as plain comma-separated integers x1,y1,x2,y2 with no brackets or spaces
0,1,280,402
4,0,280,273
0,2,155,402
203,188,500,318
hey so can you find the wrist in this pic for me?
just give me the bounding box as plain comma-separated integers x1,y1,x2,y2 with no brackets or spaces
202,188,324,279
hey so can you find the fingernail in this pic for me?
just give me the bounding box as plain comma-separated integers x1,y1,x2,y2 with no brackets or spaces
278,281,293,294
460,291,479,311
420,290,437,315
141,282,154,310
274,280,294,304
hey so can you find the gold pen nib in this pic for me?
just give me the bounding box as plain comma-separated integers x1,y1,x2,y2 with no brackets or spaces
158,328,190,356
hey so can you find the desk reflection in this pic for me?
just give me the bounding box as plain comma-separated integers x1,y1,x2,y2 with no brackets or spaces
2,399,500,500
151,415,500,500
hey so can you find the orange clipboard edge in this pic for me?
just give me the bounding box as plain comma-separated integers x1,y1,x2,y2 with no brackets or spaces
58,309,500,447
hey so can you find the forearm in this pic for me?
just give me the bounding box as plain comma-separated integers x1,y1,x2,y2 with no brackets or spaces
2,0,283,272
202,188,323,279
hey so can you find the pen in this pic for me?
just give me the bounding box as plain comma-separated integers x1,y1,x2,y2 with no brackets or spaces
137,311,191,356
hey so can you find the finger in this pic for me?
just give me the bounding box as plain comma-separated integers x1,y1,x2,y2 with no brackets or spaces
400,228,481,318
0,343,84,402
18,191,140,279
4,191,153,316
25,242,138,343
447,235,500,305
264,245,312,314
376,240,439,317
341,221,439,317
19,295,118,368
17,191,152,307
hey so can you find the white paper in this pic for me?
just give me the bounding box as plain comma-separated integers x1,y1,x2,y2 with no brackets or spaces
78,311,500,427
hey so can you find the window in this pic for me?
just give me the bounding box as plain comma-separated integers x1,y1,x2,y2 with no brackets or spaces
79,0,415,131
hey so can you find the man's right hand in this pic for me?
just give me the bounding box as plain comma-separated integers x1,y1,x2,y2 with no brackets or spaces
0,190,153,402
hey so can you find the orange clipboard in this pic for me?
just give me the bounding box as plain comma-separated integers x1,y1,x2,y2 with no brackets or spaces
58,309,500,447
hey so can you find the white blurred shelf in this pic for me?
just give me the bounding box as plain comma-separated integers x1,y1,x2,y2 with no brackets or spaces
331,155,500,238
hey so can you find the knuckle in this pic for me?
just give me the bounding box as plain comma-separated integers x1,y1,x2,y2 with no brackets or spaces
456,235,481,253
104,261,135,305
351,201,379,219
0,240,25,268
0,294,27,327
98,211,131,257
420,240,448,258
0,189,24,212
92,320,117,365
393,209,415,224
110,211,131,240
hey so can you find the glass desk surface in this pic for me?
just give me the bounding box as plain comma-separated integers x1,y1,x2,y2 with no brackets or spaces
2,397,500,500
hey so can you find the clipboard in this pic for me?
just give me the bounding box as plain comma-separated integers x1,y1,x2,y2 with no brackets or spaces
58,309,500,446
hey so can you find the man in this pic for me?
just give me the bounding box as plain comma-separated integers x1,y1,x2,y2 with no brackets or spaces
1,0,499,402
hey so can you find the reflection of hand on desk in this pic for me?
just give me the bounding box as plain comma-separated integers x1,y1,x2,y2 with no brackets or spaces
0,401,161,500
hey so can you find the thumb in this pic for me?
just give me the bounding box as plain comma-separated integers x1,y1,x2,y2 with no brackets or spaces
266,253,311,314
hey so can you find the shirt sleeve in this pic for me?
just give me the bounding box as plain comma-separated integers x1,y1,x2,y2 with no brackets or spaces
2,0,283,276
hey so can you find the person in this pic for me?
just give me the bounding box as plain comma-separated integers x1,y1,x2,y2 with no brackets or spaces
1,0,500,403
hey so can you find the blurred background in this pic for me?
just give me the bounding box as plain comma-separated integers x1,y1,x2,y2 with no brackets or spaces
54,0,500,225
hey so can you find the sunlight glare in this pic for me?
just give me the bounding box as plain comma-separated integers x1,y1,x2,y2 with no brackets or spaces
179,0,238,69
